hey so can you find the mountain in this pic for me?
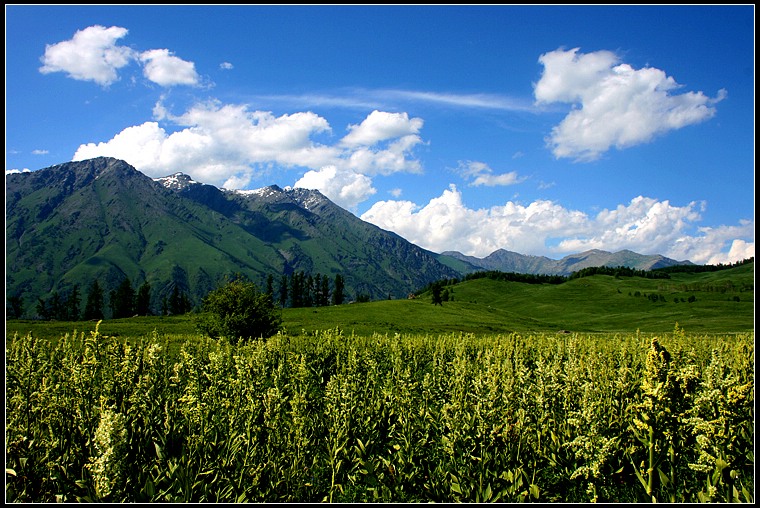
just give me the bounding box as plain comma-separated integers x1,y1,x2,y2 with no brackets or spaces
438,248,693,276
6,157,459,312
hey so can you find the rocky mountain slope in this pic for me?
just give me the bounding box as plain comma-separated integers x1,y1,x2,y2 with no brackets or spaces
6,157,458,310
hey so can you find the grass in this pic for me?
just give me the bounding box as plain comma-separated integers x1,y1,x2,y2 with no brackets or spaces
7,265,753,345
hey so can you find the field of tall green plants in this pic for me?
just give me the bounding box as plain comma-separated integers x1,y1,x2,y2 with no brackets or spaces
6,324,754,502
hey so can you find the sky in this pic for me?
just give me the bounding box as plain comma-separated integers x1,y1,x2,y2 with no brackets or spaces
5,4,755,264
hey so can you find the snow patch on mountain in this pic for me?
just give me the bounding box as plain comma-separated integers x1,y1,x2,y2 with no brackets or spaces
154,172,200,190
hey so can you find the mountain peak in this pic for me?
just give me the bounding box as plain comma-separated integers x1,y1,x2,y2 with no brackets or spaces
7,156,460,305
224,184,283,199
154,172,201,191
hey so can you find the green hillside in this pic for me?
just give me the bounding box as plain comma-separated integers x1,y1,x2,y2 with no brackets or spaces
6,158,458,311
7,262,753,340
284,261,754,334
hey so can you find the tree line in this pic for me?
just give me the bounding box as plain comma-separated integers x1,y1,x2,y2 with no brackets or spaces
268,271,345,308
8,271,347,320
567,265,671,280
652,257,754,274
26,279,193,321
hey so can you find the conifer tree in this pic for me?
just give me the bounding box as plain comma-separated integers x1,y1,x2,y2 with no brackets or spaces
84,280,104,320
136,281,152,316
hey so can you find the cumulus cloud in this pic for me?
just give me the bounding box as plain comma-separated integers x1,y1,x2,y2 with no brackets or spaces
344,134,424,176
39,25,135,86
39,25,199,88
664,220,755,265
73,101,336,184
535,47,726,161
341,110,423,147
220,62,234,70
360,185,753,263
72,101,426,205
294,165,376,211
139,49,199,86
457,160,526,187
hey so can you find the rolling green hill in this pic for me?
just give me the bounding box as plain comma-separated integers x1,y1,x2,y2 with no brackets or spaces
283,261,754,335
11,262,749,340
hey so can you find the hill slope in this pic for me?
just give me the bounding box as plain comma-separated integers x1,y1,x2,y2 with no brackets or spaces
283,262,754,334
6,157,458,313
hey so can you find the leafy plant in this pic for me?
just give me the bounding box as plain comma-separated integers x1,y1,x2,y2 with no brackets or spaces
5,326,754,502
194,277,281,344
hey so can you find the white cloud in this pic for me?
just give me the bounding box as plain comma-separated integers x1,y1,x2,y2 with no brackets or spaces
31,149,49,155
341,110,423,147
344,134,424,176
535,47,726,161
139,49,199,86
664,220,755,265
220,62,234,70
39,25,200,88
294,165,376,211
361,185,754,264
74,121,168,171
39,25,135,86
223,172,253,190
457,160,526,187
72,101,425,203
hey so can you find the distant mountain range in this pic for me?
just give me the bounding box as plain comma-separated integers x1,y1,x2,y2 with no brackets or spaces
436,247,693,276
6,157,693,313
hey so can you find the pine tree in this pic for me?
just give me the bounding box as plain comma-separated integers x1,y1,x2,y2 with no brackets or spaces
279,275,288,308
265,274,275,300
110,278,136,319
332,274,345,305
50,291,63,320
84,280,104,320
66,284,81,321
136,281,151,316
7,294,24,319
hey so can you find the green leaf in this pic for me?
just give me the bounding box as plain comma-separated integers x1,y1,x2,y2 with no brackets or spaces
530,483,540,499
630,458,649,492
144,477,155,498
658,467,670,487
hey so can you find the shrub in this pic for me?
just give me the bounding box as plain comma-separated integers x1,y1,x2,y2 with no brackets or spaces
195,277,281,343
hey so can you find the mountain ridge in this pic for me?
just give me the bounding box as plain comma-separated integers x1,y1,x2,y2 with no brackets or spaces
6,157,459,312
7,157,695,316
438,247,693,276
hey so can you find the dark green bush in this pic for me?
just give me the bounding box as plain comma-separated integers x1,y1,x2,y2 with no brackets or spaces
195,278,281,343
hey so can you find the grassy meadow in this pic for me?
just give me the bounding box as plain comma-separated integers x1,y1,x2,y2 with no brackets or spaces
7,263,754,343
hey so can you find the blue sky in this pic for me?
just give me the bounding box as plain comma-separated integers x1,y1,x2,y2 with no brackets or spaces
5,5,755,264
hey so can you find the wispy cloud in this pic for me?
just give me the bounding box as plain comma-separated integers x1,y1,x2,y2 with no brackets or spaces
456,160,527,187
381,89,538,112
248,87,540,113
